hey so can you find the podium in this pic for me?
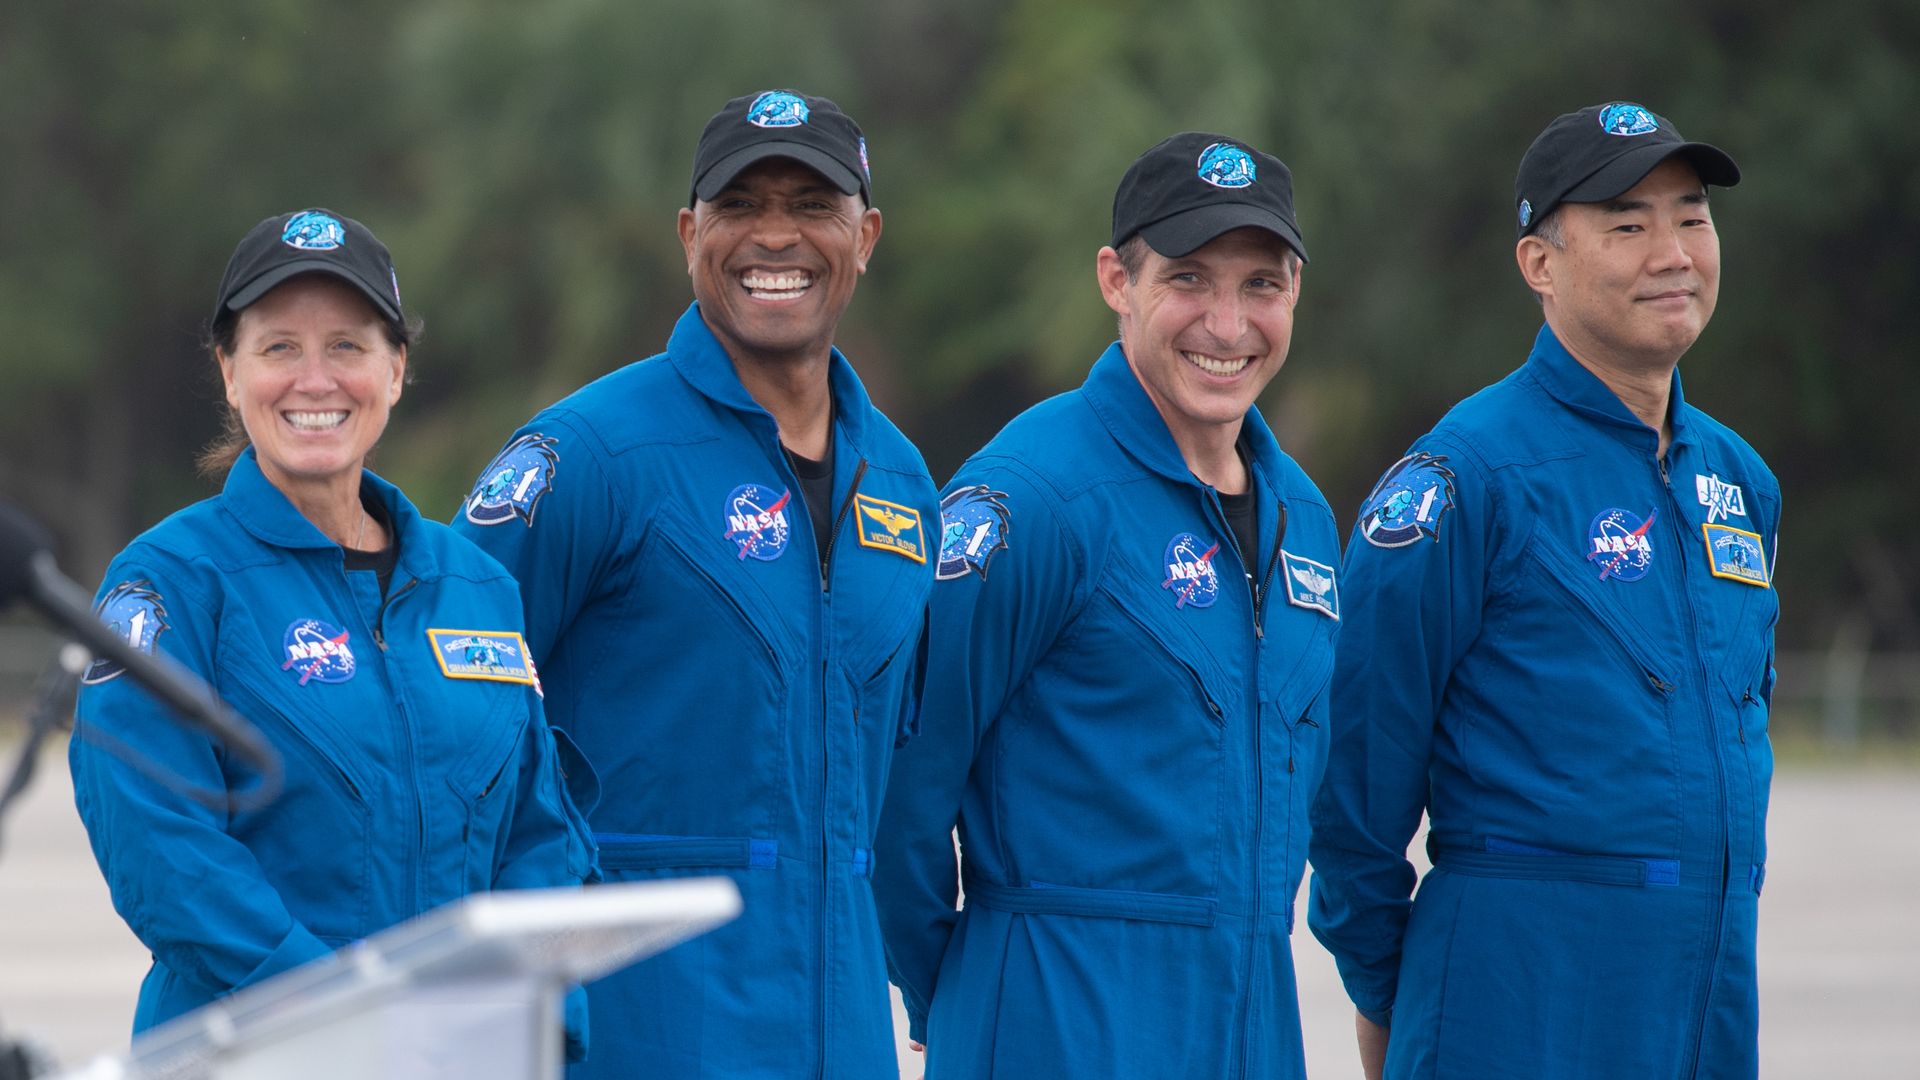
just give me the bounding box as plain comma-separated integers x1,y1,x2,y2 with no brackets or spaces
56,878,741,1080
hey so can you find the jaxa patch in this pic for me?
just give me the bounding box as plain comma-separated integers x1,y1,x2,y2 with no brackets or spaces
855,494,926,563
426,629,537,684
936,486,1011,581
81,580,169,685
1695,473,1746,523
1281,551,1339,619
723,483,792,561
748,90,809,128
282,619,356,686
1703,524,1770,587
466,433,559,527
1359,452,1456,548
1162,532,1222,610
1587,508,1656,582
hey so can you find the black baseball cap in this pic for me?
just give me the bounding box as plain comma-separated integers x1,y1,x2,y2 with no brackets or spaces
214,208,404,326
1111,132,1307,261
1515,102,1740,238
690,89,872,205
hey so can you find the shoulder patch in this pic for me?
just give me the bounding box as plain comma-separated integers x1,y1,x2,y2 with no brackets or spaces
81,580,169,685
1281,550,1339,620
854,494,926,563
936,486,1011,581
1358,452,1456,548
465,433,560,527
427,629,537,684
1702,524,1769,588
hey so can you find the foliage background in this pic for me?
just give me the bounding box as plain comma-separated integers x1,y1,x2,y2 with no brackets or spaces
3,0,1916,677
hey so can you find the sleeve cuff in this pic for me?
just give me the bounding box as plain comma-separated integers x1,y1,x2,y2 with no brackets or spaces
1359,1003,1393,1028
237,922,335,990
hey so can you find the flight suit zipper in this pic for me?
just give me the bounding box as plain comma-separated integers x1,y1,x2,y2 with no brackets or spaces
369,576,426,914
1658,454,1730,1080
813,458,864,1077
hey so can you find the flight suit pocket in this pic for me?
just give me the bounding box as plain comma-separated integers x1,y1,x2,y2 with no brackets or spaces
451,715,528,890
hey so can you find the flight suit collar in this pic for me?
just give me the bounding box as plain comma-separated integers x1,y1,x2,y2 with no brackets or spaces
665,302,878,458
222,447,437,575
1080,340,1292,495
1525,323,1693,451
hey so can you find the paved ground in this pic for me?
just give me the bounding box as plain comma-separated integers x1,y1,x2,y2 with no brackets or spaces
2,739,1915,1076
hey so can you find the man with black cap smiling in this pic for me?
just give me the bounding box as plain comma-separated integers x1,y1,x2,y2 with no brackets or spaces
1309,102,1778,1079
873,132,1340,1079
454,90,936,1079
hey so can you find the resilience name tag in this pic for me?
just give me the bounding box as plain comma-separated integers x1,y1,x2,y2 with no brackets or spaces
1701,524,1769,588
426,629,537,684
854,494,927,563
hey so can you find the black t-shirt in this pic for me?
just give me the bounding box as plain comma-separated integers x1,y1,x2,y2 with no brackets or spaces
342,490,399,598
1217,436,1260,594
785,443,836,576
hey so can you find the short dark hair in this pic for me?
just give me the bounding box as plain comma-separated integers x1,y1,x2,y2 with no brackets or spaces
1115,232,1301,285
196,302,420,481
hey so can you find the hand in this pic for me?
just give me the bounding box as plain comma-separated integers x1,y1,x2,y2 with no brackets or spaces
908,1039,926,1080
1356,1011,1389,1080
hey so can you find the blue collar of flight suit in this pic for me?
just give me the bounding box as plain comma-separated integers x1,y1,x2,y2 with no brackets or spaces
1524,323,1694,455
663,302,910,471
1079,340,1293,496
222,446,439,579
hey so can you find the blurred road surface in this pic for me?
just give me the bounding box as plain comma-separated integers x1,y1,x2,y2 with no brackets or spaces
2,740,1914,1077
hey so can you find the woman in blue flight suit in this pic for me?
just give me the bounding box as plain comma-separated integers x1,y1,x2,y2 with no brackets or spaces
70,209,595,1058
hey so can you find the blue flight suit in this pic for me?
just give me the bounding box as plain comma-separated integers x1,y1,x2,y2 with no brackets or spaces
453,303,938,1080
72,449,596,1055
874,343,1343,1079
1309,325,1781,1079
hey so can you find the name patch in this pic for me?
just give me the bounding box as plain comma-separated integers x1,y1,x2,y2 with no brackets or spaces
427,629,537,684
854,494,926,563
1702,524,1770,588
1281,550,1340,619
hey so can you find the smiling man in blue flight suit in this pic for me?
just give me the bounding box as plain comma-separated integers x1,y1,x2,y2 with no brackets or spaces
874,132,1341,1079
1308,103,1779,1079
454,90,937,1079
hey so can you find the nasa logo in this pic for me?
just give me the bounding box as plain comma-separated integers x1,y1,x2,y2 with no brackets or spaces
282,619,356,686
1702,524,1770,588
1162,532,1222,610
426,628,537,684
1358,452,1457,548
465,433,560,527
81,580,169,685
722,482,793,562
936,486,1011,582
1587,507,1657,582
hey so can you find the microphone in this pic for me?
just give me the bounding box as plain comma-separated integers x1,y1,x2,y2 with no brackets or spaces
0,500,280,783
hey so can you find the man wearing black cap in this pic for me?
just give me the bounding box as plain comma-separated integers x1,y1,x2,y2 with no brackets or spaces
1309,102,1778,1079
453,90,937,1079
873,132,1342,1079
